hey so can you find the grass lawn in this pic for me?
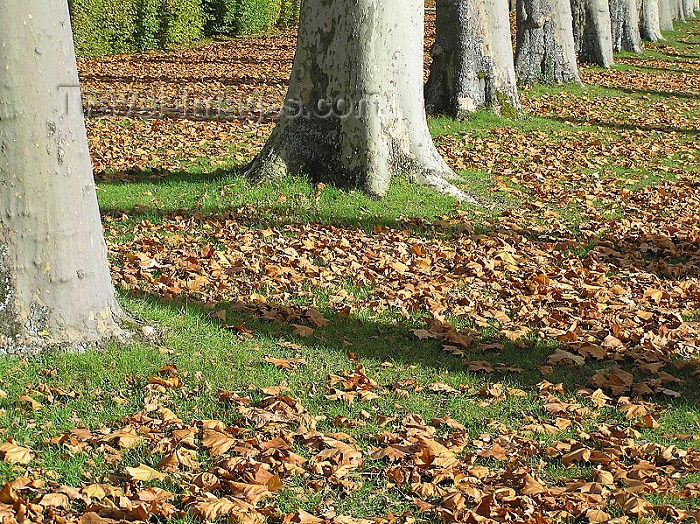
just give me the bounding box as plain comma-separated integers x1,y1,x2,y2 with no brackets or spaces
0,17,699,524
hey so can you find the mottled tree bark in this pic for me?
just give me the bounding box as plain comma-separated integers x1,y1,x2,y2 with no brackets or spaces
246,0,473,201
426,0,521,119
0,0,125,354
672,0,686,21
657,0,675,30
515,0,582,85
571,0,614,66
682,0,696,17
639,0,664,40
609,0,644,52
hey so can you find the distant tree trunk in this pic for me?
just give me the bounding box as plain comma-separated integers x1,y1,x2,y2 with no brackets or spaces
657,0,675,30
0,0,124,354
639,0,664,40
571,0,614,66
426,0,521,119
245,0,473,201
682,0,696,17
672,0,686,21
609,0,645,52
515,0,582,85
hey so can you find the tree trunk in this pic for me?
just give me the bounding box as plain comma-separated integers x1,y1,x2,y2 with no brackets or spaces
683,0,696,17
514,0,582,85
570,0,614,66
0,0,124,354
425,0,521,119
671,0,686,20
639,0,664,40
245,0,473,201
657,0,674,30
609,0,645,52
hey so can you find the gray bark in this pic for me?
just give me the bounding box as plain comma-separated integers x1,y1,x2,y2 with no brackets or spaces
515,0,582,85
571,0,614,66
425,0,521,119
0,0,125,354
683,0,696,17
609,0,645,52
639,0,664,40
245,0,475,201
657,0,675,30
672,0,686,20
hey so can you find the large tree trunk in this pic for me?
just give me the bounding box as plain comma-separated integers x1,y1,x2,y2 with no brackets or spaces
425,0,521,119
639,0,664,40
570,0,614,66
245,0,473,201
609,0,645,52
657,0,675,30
514,0,582,85
0,0,124,354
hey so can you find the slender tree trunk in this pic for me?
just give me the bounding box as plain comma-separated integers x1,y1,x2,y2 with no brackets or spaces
570,0,614,66
609,0,645,52
515,0,582,85
0,0,124,354
639,0,664,40
657,0,675,30
425,0,521,119
245,0,474,201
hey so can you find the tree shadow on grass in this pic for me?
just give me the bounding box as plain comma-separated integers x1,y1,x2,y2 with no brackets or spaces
124,290,700,414
548,114,699,135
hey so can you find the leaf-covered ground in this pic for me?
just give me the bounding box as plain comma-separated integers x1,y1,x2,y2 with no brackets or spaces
1,15,700,524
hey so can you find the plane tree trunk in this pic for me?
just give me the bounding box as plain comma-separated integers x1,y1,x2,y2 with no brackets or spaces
245,0,474,201
425,0,521,119
0,0,125,354
514,0,582,85
682,0,694,17
657,0,674,30
571,0,614,66
639,0,664,41
672,0,686,21
610,0,645,51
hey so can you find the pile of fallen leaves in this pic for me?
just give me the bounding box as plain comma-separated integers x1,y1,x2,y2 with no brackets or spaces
2,364,700,523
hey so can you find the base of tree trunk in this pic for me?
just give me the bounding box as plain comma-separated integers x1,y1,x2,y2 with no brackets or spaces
610,0,645,52
658,0,675,31
515,0,582,85
571,0,615,66
245,0,476,203
1,0,131,356
425,0,521,119
639,0,665,41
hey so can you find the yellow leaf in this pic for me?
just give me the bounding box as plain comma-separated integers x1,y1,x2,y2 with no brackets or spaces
125,464,166,481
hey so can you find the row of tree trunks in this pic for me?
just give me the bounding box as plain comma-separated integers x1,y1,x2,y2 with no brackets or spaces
425,0,520,119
